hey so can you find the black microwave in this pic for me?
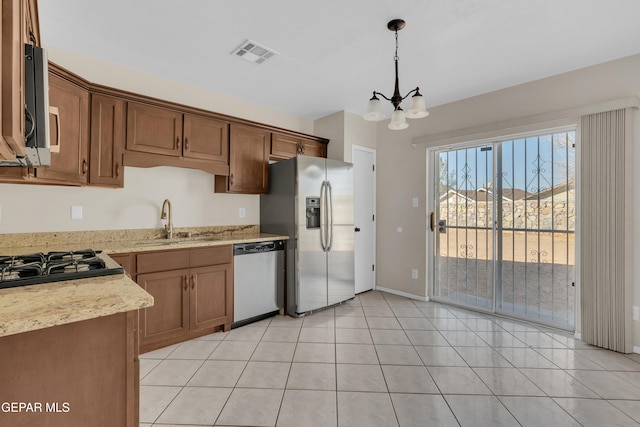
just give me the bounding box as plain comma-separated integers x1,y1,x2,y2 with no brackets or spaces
24,43,50,166
0,44,50,167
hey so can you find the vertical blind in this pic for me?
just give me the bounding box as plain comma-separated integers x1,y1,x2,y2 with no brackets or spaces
579,108,631,353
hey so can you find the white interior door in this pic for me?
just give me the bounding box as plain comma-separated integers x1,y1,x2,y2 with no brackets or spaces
352,145,376,294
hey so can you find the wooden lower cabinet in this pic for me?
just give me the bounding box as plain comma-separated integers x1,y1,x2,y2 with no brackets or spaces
136,246,233,353
138,268,190,348
109,252,134,276
190,263,233,331
0,312,139,427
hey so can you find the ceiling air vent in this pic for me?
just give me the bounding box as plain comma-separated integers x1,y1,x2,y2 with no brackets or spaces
231,40,278,64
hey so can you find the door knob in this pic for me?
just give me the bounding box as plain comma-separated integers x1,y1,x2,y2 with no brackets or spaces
355,227,361,232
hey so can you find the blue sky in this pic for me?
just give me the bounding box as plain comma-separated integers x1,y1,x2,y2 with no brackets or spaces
439,131,575,193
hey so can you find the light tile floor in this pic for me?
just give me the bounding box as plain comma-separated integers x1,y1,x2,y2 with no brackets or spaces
139,290,640,426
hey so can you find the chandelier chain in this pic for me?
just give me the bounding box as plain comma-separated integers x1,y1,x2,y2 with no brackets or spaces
394,30,399,61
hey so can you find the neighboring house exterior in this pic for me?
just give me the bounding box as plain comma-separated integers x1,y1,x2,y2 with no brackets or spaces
439,182,575,231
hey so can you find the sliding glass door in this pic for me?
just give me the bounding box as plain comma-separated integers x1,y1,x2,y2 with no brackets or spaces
432,131,575,329
433,144,495,310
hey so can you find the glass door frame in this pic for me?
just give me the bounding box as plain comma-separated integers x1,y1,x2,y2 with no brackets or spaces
427,127,577,331
428,140,499,315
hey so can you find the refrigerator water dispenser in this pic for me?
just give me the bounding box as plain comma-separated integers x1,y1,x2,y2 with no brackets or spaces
306,197,320,229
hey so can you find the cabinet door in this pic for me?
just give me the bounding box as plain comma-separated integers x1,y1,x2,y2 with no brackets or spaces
183,114,228,163
126,101,182,157
270,133,300,160
25,0,40,45
89,94,125,187
137,269,190,348
0,0,25,160
301,139,326,158
226,124,270,194
35,73,89,184
190,264,233,332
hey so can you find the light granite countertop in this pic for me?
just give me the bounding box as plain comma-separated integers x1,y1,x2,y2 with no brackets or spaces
0,225,288,337
0,273,154,338
0,225,288,255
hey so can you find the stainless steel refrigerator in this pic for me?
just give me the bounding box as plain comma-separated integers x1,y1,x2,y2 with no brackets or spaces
260,155,354,316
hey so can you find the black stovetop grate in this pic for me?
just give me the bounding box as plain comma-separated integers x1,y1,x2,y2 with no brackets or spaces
0,250,124,290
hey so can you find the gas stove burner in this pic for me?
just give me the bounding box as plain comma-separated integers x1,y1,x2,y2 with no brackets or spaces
47,250,97,262
0,261,43,281
0,250,123,289
0,253,46,267
47,256,106,275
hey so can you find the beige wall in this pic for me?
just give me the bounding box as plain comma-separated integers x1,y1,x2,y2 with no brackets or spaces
375,53,640,346
315,112,345,161
46,46,315,134
315,111,377,162
0,47,318,234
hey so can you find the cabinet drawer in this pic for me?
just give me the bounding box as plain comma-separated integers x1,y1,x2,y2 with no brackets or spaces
137,249,190,274
190,245,232,268
110,253,135,275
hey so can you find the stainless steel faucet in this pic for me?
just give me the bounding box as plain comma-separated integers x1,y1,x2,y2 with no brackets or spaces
160,199,173,239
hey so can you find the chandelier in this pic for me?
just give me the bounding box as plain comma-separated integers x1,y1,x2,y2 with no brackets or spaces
363,19,429,130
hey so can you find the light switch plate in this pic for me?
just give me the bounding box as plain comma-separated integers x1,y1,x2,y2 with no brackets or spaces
412,197,419,208
411,269,418,279
71,205,83,220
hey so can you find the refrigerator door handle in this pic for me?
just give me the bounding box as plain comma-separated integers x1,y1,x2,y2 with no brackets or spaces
319,180,327,252
326,181,334,251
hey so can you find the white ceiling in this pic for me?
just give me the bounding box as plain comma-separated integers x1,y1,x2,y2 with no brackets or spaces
38,0,640,121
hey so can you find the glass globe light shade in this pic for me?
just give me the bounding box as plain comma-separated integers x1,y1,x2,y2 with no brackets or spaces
406,93,429,119
388,108,409,130
364,96,387,121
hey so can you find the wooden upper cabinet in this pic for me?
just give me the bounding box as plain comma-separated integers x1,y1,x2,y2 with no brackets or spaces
126,101,182,157
216,123,270,194
89,94,125,187
301,139,326,157
270,133,300,159
34,72,89,185
25,0,40,45
183,114,228,163
0,0,26,160
271,133,327,160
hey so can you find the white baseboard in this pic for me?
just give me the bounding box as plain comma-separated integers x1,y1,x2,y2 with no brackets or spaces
634,346,640,354
375,286,429,302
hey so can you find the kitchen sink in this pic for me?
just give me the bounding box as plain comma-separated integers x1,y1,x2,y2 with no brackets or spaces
133,237,226,246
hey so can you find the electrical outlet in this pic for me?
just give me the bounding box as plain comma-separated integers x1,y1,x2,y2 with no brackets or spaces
71,205,83,220
412,197,419,208
239,207,246,218
633,305,639,321
411,269,418,279
0,205,2,222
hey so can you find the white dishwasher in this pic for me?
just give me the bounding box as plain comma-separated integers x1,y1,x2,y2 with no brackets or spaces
232,240,285,328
